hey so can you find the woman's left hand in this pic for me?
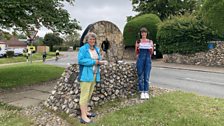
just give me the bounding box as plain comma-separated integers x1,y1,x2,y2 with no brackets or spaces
99,60,108,65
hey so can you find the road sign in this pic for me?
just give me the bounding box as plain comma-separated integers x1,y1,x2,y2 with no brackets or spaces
27,28,38,39
26,28,38,64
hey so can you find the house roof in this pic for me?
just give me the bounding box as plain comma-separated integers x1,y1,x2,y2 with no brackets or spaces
2,37,26,47
0,41,6,44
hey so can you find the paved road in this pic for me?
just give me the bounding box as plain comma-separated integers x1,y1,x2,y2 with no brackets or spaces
44,51,78,67
151,67,224,98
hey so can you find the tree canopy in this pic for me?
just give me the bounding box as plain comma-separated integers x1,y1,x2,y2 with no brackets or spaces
200,0,224,36
43,33,64,51
63,31,80,46
131,0,197,20
0,0,81,35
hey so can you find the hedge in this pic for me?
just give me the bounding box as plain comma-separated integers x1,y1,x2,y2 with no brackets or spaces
123,14,161,46
157,15,214,54
52,46,69,52
6,51,14,58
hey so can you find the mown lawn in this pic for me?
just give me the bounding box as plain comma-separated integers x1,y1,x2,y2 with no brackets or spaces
0,63,64,89
0,102,32,126
0,52,56,64
89,91,224,126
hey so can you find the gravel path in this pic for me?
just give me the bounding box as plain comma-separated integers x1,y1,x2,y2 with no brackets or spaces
20,105,71,126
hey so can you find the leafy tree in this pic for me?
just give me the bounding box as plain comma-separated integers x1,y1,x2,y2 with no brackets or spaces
0,30,12,40
34,37,44,46
200,0,224,36
63,31,80,47
17,34,27,39
43,33,64,51
131,0,197,20
0,0,81,34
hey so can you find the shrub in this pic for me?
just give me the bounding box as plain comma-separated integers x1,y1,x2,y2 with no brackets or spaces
123,14,161,46
6,51,14,58
157,15,214,54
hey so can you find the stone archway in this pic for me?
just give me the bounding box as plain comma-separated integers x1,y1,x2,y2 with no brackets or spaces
80,21,124,62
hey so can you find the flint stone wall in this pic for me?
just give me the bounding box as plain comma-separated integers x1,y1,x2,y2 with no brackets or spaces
163,42,224,67
87,21,124,61
123,47,136,60
45,63,137,117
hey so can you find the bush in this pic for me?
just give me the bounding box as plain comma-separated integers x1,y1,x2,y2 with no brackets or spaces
157,15,214,54
123,14,161,46
6,51,14,58
52,46,69,52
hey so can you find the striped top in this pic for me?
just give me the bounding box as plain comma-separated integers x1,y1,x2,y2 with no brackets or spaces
139,41,153,49
135,39,154,55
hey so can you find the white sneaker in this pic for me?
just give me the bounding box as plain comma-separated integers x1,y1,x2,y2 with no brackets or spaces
144,93,149,99
140,92,145,100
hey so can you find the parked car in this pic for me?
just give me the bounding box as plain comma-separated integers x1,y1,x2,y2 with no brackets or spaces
0,50,7,58
14,48,24,56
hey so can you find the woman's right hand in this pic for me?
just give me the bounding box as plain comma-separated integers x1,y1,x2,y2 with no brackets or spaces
95,60,99,65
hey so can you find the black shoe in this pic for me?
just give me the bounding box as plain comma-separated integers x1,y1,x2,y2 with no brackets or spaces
87,113,96,118
80,118,92,124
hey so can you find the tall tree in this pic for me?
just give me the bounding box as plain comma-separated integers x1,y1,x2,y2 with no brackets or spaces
0,0,81,34
200,0,224,36
17,34,27,39
43,33,64,51
131,0,197,20
0,30,11,40
34,37,44,46
63,31,80,46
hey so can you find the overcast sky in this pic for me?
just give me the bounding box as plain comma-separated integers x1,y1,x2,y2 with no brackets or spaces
37,0,137,37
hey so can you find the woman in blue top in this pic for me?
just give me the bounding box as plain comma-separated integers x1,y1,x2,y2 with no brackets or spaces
78,32,104,124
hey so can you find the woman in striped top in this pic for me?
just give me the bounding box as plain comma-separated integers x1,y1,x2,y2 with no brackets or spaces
135,27,154,100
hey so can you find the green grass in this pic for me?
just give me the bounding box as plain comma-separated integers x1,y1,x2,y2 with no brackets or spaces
0,102,32,126
89,91,224,126
0,52,56,64
0,63,64,89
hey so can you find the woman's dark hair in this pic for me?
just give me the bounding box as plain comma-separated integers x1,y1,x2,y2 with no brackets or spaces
140,27,148,32
138,27,149,39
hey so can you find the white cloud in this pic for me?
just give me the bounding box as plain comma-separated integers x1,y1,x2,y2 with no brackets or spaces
37,27,52,38
37,0,137,37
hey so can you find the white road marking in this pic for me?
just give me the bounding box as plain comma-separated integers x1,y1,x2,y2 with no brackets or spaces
185,78,224,85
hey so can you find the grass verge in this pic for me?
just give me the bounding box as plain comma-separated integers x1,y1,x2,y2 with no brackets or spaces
0,63,64,89
90,91,224,126
0,102,32,126
0,52,56,64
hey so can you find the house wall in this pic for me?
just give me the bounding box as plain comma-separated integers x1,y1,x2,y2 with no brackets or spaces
37,46,50,53
0,43,7,51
